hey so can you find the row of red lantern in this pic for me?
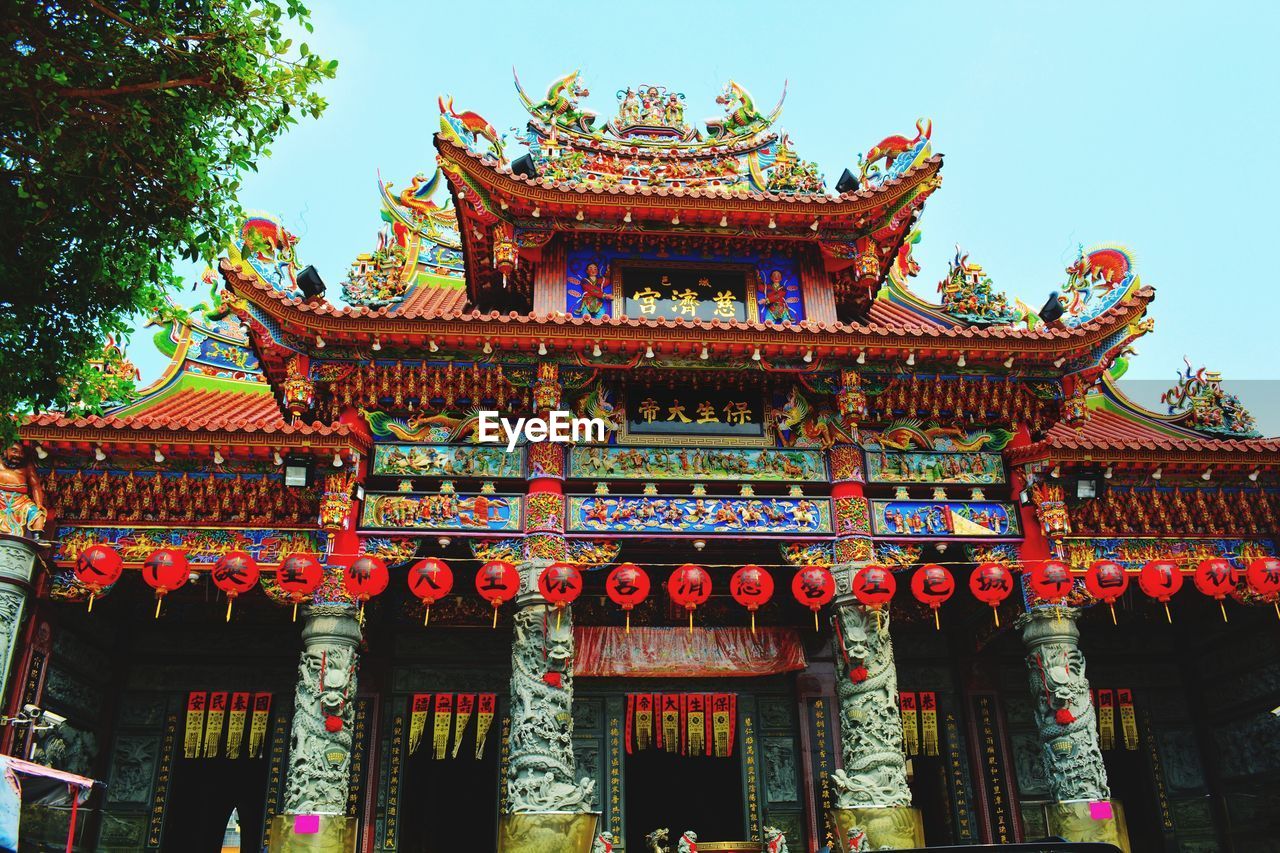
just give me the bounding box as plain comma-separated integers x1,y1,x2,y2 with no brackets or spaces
847,557,1280,628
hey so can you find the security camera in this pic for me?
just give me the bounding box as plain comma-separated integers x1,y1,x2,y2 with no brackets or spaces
21,704,41,720
41,709,67,728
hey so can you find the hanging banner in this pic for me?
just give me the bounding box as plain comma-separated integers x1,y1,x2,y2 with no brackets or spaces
920,692,939,757
575,627,806,678
248,693,272,759
900,692,919,757
1117,688,1138,751
711,694,735,758
634,694,654,753
686,694,707,757
1097,689,1115,751
433,693,454,760
408,694,431,756
226,692,250,760
452,694,475,758
184,692,207,759
475,694,497,760
660,694,681,753
204,692,227,758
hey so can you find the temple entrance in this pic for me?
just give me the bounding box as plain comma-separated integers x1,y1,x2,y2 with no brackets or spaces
624,748,745,850
398,729,500,852
162,753,269,852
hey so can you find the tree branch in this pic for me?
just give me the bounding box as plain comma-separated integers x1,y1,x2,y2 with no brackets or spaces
58,76,214,98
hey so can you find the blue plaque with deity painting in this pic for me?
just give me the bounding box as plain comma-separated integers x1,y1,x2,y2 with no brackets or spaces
569,495,831,535
870,500,1019,538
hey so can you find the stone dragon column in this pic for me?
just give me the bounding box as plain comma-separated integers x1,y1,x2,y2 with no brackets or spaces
269,605,362,851
0,536,38,707
1019,609,1125,845
497,360,598,852
826,562,924,851
0,444,49,708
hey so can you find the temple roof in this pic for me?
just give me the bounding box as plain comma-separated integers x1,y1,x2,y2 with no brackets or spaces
21,298,364,455
1009,373,1280,465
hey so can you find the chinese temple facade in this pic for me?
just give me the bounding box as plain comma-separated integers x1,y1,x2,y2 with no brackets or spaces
5,73,1280,853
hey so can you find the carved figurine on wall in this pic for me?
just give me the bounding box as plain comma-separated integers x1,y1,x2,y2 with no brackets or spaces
0,444,47,538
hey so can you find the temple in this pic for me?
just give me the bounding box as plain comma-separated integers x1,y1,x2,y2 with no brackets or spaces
5,72,1280,852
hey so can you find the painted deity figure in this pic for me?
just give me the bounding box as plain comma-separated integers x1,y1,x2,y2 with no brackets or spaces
0,445,47,538
760,269,794,323
619,88,641,125
570,261,610,319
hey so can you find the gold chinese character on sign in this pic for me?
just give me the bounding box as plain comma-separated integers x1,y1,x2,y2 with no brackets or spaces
639,398,660,423
634,287,661,315
667,403,692,423
671,288,699,316
696,402,719,424
713,290,737,318
724,401,752,424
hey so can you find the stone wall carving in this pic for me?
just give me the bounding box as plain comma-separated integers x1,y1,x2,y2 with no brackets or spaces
828,566,912,809
506,560,594,813
282,610,361,814
1019,610,1110,802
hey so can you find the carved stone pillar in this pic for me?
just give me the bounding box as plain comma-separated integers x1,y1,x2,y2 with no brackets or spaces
268,607,361,852
826,562,924,850
499,559,598,852
0,535,38,706
1019,609,1127,846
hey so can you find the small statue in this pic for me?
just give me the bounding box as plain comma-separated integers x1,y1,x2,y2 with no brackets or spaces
592,831,615,853
763,825,790,853
677,830,698,853
644,828,670,853
0,444,47,538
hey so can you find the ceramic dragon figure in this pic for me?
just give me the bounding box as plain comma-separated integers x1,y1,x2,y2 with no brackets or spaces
644,827,670,853
705,80,784,139
829,601,912,809
520,70,597,133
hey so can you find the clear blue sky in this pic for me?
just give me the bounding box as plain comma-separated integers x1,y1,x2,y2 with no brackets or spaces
147,0,1280,424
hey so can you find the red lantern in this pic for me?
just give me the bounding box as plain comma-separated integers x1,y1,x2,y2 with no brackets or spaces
72,544,123,612
1194,557,1236,622
475,560,520,628
1084,559,1129,624
852,565,896,611
605,563,650,632
212,551,259,622
791,566,836,632
968,562,1013,626
538,562,583,629
669,564,712,633
407,558,453,626
1138,559,1183,622
344,556,389,621
910,564,954,630
730,564,774,633
277,553,324,621
143,548,189,618
1028,560,1074,606
1247,556,1280,620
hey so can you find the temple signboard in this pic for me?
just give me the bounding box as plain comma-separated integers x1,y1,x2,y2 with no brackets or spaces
624,383,767,443
568,495,831,535
568,446,825,481
870,500,1019,538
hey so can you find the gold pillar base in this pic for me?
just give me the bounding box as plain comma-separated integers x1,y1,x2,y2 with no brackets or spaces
266,815,358,853
497,812,599,853
1046,800,1130,852
828,807,924,851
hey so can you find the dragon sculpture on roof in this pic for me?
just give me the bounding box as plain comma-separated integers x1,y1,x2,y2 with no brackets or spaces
1161,357,1259,437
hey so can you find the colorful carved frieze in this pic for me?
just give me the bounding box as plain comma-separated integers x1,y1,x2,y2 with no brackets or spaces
51,525,325,565
870,500,1019,538
372,444,523,479
865,450,1004,485
568,446,825,481
360,492,521,532
568,496,831,535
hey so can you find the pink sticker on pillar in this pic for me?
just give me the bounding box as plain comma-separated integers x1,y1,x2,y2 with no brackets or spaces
1089,801,1113,821
294,814,321,834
